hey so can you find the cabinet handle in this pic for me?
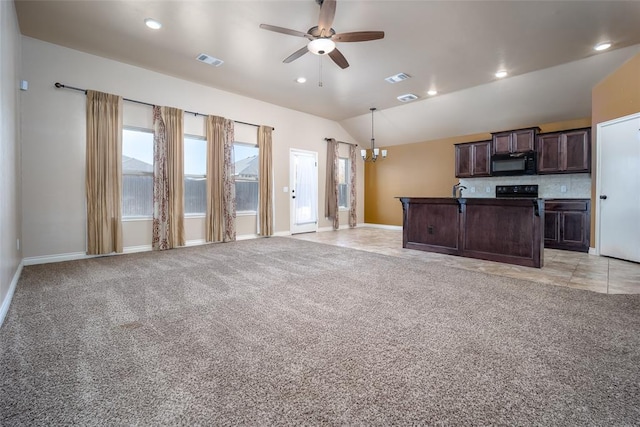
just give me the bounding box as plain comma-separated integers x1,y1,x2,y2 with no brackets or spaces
599,195,607,200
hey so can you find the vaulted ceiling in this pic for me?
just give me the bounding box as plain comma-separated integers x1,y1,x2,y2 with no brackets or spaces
14,0,640,146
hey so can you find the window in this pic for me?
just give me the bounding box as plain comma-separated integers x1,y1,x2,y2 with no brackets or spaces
184,135,207,215
233,142,259,213
338,157,350,209
122,128,154,218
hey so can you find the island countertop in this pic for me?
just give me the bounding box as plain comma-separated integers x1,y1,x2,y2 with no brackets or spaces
398,197,544,268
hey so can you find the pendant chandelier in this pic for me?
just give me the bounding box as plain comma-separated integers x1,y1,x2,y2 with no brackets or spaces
361,107,387,162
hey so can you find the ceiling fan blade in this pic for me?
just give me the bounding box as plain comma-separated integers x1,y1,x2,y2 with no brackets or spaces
317,0,337,37
332,31,385,43
283,46,309,63
328,48,349,69
260,24,310,39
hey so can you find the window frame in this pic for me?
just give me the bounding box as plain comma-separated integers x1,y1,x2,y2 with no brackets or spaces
338,156,350,211
183,134,207,218
122,126,154,220
233,141,260,215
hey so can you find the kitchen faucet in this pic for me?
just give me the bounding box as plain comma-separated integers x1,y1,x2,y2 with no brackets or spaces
452,183,467,198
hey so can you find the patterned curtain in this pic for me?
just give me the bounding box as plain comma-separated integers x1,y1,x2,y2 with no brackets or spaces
85,90,123,255
324,138,339,230
258,125,273,236
206,116,236,242
348,144,357,228
152,106,185,250
152,106,169,250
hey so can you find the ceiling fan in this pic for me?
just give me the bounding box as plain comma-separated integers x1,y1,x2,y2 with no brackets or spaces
259,0,384,69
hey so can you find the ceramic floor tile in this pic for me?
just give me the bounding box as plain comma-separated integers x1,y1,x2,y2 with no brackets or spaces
290,227,640,295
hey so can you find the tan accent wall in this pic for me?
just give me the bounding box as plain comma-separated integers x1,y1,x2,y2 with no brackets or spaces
591,53,640,247
364,118,591,226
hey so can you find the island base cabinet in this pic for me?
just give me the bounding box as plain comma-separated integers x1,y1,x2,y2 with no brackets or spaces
400,197,543,268
405,203,460,253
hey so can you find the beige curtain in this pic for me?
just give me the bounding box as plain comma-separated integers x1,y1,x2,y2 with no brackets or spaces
258,125,273,236
325,138,339,230
152,106,184,249
85,90,123,255
206,116,236,242
348,144,357,228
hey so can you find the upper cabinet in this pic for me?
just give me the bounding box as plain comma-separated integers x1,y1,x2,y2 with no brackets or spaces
537,127,591,174
455,140,491,178
492,127,540,155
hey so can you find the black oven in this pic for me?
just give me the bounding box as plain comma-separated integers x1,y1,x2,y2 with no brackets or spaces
491,151,536,176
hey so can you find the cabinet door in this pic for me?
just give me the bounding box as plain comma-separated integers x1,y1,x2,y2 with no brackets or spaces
492,133,511,155
472,141,491,176
455,144,472,178
564,130,590,172
512,129,536,153
561,212,587,246
544,211,560,244
537,134,562,173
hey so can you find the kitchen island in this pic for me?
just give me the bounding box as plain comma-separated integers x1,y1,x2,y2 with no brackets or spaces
398,197,544,268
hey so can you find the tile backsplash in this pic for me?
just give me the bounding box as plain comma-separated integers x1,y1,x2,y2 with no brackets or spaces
458,174,591,199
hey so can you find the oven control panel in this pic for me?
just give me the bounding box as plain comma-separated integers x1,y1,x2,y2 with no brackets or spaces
495,185,539,198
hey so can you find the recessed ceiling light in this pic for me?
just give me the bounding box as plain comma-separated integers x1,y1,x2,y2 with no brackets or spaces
495,70,508,78
594,42,612,51
144,18,162,30
296,77,307,84
427,89,438,96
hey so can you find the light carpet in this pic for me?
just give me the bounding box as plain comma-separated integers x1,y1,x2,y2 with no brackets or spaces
1,237,639,425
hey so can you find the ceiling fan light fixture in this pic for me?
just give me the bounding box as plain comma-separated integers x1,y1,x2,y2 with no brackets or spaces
308,38,336,55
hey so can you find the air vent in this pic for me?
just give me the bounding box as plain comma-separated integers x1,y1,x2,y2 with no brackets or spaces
196,53,224,67
397,93,419,102
384,72,411,84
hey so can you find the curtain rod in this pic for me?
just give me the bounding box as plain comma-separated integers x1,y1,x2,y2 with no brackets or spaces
324,137,358,147
54,82,275,131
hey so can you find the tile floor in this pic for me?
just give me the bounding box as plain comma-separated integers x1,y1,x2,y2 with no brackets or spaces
290,227,640,294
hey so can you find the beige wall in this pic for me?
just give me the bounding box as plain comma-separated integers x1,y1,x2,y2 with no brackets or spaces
365,118,591,226
0,0,22,322
20,37,363,260
591,53,640,247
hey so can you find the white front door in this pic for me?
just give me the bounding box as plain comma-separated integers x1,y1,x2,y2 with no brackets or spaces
290,149,318,234
597,112,640,262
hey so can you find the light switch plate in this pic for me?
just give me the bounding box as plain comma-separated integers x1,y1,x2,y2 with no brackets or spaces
561,185,567,193
283,187,289,193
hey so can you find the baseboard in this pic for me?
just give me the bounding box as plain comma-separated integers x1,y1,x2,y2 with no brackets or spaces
362,223,403,231
0,260,24,328
273,231,291,237
123,245,152,254
22,251,94,266
589,247,597,255
185,239,206,247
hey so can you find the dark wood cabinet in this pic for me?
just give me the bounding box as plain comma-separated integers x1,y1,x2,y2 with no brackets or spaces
399,197,544,268
455,140,491,178
544,199,590,252
537,128,591,174
492,127,540,155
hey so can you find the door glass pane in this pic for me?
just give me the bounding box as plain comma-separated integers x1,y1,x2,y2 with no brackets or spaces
294,154,317,225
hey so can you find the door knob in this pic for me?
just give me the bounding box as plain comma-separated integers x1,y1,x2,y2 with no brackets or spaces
292,196,296,199
599,195,607,200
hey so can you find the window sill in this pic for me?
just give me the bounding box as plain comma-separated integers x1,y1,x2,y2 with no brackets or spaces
122,216,153,222
339,207,350,212
237,211,257,217
185,214,206,219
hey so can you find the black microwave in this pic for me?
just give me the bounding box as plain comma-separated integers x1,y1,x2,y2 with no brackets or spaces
491,151,536,176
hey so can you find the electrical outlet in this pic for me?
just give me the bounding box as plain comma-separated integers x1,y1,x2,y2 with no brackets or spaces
17,239,20,251
283,187,288,193
486,186,491,193
470,186,476,193
561,185,567,193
